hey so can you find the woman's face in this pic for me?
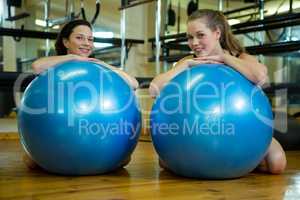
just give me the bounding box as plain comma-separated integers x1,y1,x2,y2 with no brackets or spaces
187,18,221,57
63,25,94,57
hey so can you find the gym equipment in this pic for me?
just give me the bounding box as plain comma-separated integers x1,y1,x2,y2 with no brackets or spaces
273,111,300,150
18,61,141,175
150,64,273,179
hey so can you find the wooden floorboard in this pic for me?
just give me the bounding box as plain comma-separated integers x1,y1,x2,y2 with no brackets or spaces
0,140,300,200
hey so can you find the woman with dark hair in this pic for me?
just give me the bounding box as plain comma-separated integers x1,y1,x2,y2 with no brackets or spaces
55,19,93,56
149,9,286,174
32,19,138,88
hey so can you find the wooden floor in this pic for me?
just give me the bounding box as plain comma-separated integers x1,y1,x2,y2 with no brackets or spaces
1,139,300,200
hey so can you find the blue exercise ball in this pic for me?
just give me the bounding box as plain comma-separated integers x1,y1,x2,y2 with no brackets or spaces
150,64,273,179
18,61,141,175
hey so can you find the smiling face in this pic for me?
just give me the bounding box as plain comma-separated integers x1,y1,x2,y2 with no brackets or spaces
63,25,94,57
187,18,221,57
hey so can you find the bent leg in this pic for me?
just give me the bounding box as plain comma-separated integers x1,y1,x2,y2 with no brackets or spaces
22,152,40,169
257,138,287,174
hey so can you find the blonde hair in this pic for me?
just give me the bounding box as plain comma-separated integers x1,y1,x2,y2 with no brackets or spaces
188,9,245,56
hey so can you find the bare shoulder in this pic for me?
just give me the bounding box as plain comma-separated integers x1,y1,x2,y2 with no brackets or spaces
178,55,194,62
174,55,194,68
238,52,258,62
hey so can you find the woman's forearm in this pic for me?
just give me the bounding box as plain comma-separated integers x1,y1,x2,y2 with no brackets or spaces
32,55,76,74
224,54,268,86
114,68,139,89
96,61,139,89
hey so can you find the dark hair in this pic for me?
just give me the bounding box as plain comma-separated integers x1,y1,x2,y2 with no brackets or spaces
188,9,245,56
55,19,92,55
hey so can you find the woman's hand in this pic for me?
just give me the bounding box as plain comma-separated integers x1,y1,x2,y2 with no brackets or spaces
187,44,227,67
190,55,224,66
183,55,224,68
69,54,99,62
185,53,227,68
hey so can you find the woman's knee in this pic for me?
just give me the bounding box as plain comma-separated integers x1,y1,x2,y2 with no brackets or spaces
266,138,287,174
